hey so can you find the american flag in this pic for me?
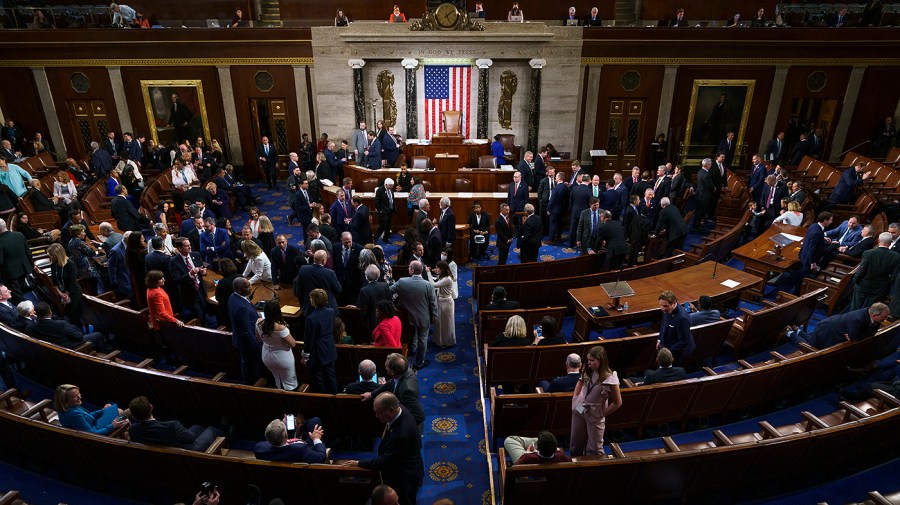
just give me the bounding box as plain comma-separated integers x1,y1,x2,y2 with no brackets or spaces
424,65,471,139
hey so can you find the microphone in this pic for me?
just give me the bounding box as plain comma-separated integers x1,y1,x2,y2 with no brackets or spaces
251,282,280,311
711,259,719,279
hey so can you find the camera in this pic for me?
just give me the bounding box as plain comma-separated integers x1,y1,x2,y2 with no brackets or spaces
200,482,215,497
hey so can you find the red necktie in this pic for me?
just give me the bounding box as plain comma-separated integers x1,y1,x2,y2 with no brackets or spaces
515,183,519,195
343,202,349,216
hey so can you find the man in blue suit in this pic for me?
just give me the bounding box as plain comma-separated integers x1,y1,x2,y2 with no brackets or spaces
333,231,363,305
122,132,142,168
507,171,529,237
765,132,786,164
364,130,382,169
537,353,581,393
827,162,871,208
90,141,113,178
329,189,353,236
254,418,327,463
748,154,768,203
256,136,278,190
294,250,342,315
788,302,889,349
717,131,737,166
657,290,695,366
106,235,132,301
228,277,264,384
782,211,833,294
199,217,231,266
169,237,208,322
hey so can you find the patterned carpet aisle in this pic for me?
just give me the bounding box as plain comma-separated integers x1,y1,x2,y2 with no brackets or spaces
252,185,492,504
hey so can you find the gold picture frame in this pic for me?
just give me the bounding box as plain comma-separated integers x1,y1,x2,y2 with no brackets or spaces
684,79,755,157
140,79,211,147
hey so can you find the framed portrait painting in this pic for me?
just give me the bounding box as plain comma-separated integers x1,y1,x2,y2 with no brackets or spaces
140,80,211,147
684,80,755,154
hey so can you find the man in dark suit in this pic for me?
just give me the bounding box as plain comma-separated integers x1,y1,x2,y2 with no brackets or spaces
437,197,456,248
254,418,327,463
844,224,876,259
576,198,601,255
631,171,652,198
343,359,381,395
103,131,120,159
256,136,278,190
508,171,529,237
329,189,353,236
788,181,807,204
828,162,871,208
766,132,786,164
468,201,491,261
122,132,142,168
710,152,728,220
519,205,542,263
374,178,396,242
293,175,313,236
496,204,513,265
0,219,34,303
788,303,889,349
653,197,688,257
640,348,687,385
808,128,825,159
758,174,788,230
348,195,372,245
790,133,811,166
782,212,834,294
537,353,581,393
25,302,105,350
348,392,424,505
1,140,19,162
1,120,22,150
364,130,382,169
360,354,425,428
689,295,721,326
333,231,363,305
584,6,602,26
484,286,520,310
638,188,659,228
748,154,768,203
533,147,548,183
650,166,671,202
302,289,338,393
357,265,392,337
717,132,736,166
415,198,430,241
547,172,568,243
669,8,688,26
516,151,536,190
568,174,592,247
658,290,695,366
270,234,300,285
145,236,171,273
227,277,264,384
423,218,443,269
128,395,223,452
87,142,111,178
199,217,231,266
599,179,620,216
592,210,629,270
693,158,716,229
168,237,208,321
295,250,342,315
613,173,630,219
850,233,900,310
110,185,147,232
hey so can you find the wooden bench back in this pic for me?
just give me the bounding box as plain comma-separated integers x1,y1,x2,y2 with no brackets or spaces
725,287,828,356
472,254,603,294
478,307,567,345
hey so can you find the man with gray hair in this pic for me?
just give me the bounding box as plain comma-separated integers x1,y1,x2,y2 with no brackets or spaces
295,249,342,315
850,232,900,311
518,203,542,263
638,348,686,385
253,417,326,463
344,359,381,394
14,300,36,332
390,261,437,370
438,196,455,248
416,198,431,240
356,263,391,336
652,196,689,257
90,140,113,178
692,157,715,230
537,353,582,393
375,177,396,242
787,302,890,349
99,221,123,255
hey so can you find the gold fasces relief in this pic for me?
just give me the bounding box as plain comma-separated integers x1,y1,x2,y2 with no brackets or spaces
498,70,518,130
376,70,398,128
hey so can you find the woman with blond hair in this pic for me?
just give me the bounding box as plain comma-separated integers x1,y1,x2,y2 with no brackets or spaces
246,206,261,237
53,171,79,209
242,239,272,285
207,180,231,219
47,242,83,323
772,200,804,226
256,215,276,252
570,345,622,456
55,384,127,435
490,315,528,346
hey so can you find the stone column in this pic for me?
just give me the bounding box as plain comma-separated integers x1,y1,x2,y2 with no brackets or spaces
402,58,419,140
580,65,602,162
475,59,493,140
655,65,679,140
30,67,68,158
758,65,790,154
829,66,867,162
348,59,366,127
217,66,243,164
106,66,133,137
527,59,545,155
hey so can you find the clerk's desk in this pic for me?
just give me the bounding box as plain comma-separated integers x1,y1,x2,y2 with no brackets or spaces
203,273,303,320
344,163,516,193
403,137,491,170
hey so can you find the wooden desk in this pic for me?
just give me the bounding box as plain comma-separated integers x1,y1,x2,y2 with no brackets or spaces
203,273,302,319
344,164,516,193
568,262,762,341
731,223,806,298
404,140,491,170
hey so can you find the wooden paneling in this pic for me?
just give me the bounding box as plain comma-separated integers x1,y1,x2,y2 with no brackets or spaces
44,67,118,159
669,66,775,168
592,65,666,173
0,68,49,149
641,1,780,24
119,66,226,154
230,65,301,180
846,67,900,158
41,0,254,25
775,66,853,157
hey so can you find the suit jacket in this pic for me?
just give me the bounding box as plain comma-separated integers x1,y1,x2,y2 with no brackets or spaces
254,440,327,464
533,155,546,182
577,208,601,247
438,208,456,246
484,299,520,310
546,372,580,393
854,246,900,296
294,264,342,315
537,177,553,205
128,419,207,450
789,189,807,204
25,318,85,348
352,129,368,157
569,183,592,219
643,366,687,385
638,197,659,227
91,149,113,178
846,235,875,258
631,179,651,198
199,227,231,263
717,139,736,166
145,250,171,275
516,160,535,189
349,204,371,245
508,181,529,214
103,137,120,157
366,137,382,169
790,139,811,165
303,307,336,366
548,182,569,215
369,368,425,425
390,274,437,328
810,308,880,348
800,224,827,269
825,220,863,248
415,209,429,241
123,140,142,163
256,143,277,172
599,190,620,216
830,168,863,205
329,199,353,235
0,302,24,331
592,219,628,258
690,309,721,326
227,293,259,353
695,169,715,201
495,213,513,250
333,241,363,287
106,241,132,296
468,211,491,236
425,227,443,268
654,204,688,242
111,196,142,232
270,245,301,285
659,305,695,365
167,252,205,310
0,230,34,280
519,214,542,251
759,183,788,214
358,406,424,487
374,186,396,216
357,280,392,331
766,138,785,163
651,176,670,201
749,163,768,200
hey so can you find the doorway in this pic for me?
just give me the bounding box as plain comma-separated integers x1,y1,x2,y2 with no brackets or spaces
603,99,646,176
249,98,288,179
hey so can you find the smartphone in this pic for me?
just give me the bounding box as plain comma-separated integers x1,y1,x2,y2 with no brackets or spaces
285,414,296,431
533,324,543,337
115,415,128,422
359,373,378,383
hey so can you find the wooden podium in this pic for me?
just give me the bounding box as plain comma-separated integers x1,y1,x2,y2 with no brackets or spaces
403,138,491,170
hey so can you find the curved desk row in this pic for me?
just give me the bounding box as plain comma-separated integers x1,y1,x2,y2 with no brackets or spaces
344,163,517,193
